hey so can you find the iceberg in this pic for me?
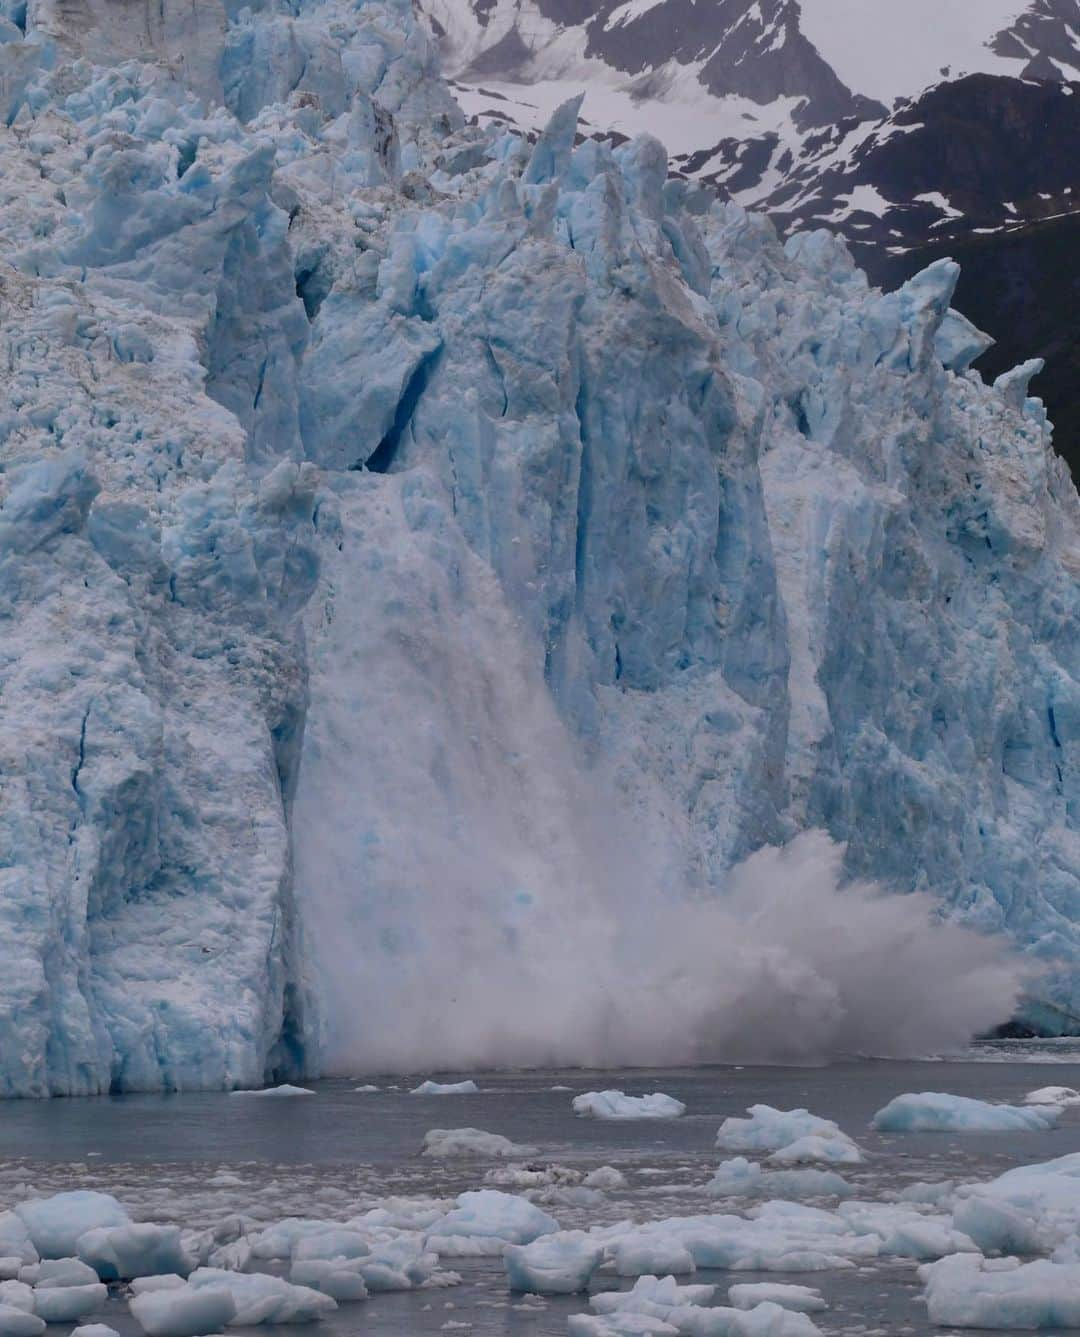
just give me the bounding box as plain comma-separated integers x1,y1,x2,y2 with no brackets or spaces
15,1196,130,1261
872,1092,1059,1133
129,1285,237,1337
573,1092,687,1121
421,1128,537,1158
921,1255,1080,1329
0,0,1076,1094
716,1108,858,1156
425,1191,559,1250
503,1231,605,1293
727,1285,825,1314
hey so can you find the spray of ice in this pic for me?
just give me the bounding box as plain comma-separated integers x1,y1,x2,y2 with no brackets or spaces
294,479,1023,1076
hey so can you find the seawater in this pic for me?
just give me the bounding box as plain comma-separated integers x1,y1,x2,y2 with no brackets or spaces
3,1047,1080,1336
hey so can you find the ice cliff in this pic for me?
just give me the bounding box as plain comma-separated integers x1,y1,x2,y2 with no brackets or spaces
0,0,1077,1093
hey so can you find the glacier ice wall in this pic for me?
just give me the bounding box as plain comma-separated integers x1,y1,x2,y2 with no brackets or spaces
0,0,1076,1091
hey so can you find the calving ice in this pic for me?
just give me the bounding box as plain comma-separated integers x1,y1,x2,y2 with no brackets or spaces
0,0,1076,1094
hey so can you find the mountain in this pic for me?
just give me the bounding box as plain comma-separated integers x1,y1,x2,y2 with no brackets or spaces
422,0,1080,476
0,0,1078,1093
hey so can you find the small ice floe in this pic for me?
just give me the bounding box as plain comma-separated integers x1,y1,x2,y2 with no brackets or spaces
353,1085,380,1093
426,1191,558,1257
921,1254,1080,1328
503,1232,604,1293
422,1128,537,1158
15,1191,129,1259
612,1232,696,1277
0,1308,43,1337
32,1285,108,1325
1026,1085,1080,1106
410,1081,480,1096
583,1167,628,1191
872,1092,1058,1133
728,1283,826,1313
229,1085,315,1098
129,1282,237,1337
716,1106,863,1163
707,1158,852,1201
77,1223,191,1281
572,1091,686,1120
582,1276,823,1337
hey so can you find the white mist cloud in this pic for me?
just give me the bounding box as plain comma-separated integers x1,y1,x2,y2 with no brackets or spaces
293,481,1023,1076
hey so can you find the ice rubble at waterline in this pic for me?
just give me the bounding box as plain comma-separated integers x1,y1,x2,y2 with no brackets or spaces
0,0,1075,1093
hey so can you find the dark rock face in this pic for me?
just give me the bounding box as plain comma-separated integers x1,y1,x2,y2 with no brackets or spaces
459,0,884,124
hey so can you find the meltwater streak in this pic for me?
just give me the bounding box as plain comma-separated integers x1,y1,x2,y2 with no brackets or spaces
292,475,1022,1076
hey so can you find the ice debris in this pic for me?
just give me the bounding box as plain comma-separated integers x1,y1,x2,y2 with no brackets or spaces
921,1254,1080,1328
872,1092,1059,1133
229,1086,315,1098
716,1108,862,1162
411,1081,480,1095
422,1129,538,1158
504,1232,605,1293
728,1284,826,1313
573,1093,686,1121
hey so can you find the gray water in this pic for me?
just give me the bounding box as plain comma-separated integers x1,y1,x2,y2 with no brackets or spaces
4,1045,1080,1337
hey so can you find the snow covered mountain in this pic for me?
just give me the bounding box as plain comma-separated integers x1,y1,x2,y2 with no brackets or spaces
0,0,1078,1093
425,0,1080,475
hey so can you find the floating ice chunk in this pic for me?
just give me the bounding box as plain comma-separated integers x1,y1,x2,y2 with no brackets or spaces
130,1284,237,1337
422,1129,537,1158
612,1234,696,1277
186,1269,336,1324
921,1254,1080,1328
229,1085,314,1097
27,1258,100,1287
131,1277,188,1296
766,1135,863,1167
485,1165,583,1189
77,1224,191,1280
0,1219,35,1268
584,1168,628,1191
288,1260,368,1302
411,1081,480,1095
952,1197,1043,1256
71,1327,120,1337
1026,1086,1080,1106
427,1192,559,1250
15,1195,130,1260
872,1093,1058,1133
0,1284,33,1313
568,1314,679,1337
0,1306,44,1337
503,1231,604,1293
31,1285,108,1324
247,1221,345,1262
353,1086,380,1093
728,1285,825,1314
291,1231,368,1263
573,1092,686,1121
898,1181,955,1206
716,1108,849,1154
591,1275,716,1315
707,1160,852,1201
734,1302,822,1337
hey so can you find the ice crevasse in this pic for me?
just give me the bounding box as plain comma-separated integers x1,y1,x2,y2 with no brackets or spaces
0,0,1076,1094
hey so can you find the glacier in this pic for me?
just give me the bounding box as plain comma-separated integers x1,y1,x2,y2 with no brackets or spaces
0,0,1077,1094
